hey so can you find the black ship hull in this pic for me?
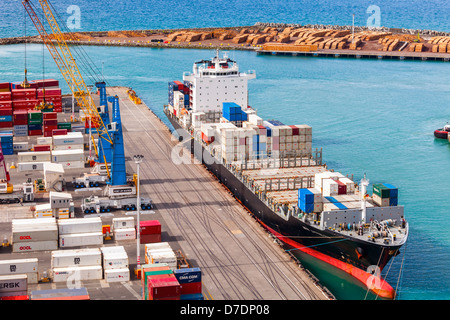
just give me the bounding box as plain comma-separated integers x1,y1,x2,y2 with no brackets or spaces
165,111,401,298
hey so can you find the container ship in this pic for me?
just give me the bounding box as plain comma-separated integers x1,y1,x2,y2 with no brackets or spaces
163,51,408,299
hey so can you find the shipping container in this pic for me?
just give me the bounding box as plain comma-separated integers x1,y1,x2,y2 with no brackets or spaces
147,277,181,300
112,217,135,230
51,248,102,268
59,232,103,248
104,268,130,283
51,149,84,162
0,274,27,294
12,240,58,253
57,217,102,234
52,265,103,282
12,223,58,243
140,220,161,235
103,252,129,270
114,228,136,241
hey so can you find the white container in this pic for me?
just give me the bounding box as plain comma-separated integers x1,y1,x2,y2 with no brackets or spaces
114,228,136,241
58,217,102,235
52,133,84,146
37,137,53,145
12,217,56,226
104,268,130,283
307,188,323,203
112,217,135,230
59,232,103,248
12,224,58,243
51,149,84,162
13,142,29,151
0,258,38,274
18,151,51,163
322,179,339,196
58,160,85,169
12,240,58,253
103,252,129,270
52,265,103,282
100,246,126,255
53,144,84,151
339,177,355,193
18,161,50,172
0,274,27,294
51,248,102,268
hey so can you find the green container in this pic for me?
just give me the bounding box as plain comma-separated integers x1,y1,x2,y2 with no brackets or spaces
41,108,54,113
28,119,43,125
28,111,42,120
373,183,390,198
141,263,173,300
57,122,72,130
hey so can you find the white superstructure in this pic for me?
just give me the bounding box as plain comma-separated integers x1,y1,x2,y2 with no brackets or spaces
183,50,256,113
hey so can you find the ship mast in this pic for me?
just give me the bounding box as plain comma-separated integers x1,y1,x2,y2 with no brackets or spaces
360,173,369,224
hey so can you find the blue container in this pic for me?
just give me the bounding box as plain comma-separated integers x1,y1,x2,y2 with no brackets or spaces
383,183,398,198
266,127,272,137
1,142,13,149
241,112,247,121
298,188,314,204
299,200,314,213
180,293,204,300
268,120,284,126
389,197,398,206
0,116,13,122
174,267,201,284
28,124,42,130
2,148,13,155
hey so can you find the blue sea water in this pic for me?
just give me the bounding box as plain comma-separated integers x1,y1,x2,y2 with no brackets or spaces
0,0,449,300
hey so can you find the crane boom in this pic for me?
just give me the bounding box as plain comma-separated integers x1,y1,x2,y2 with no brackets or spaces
22,0,112,178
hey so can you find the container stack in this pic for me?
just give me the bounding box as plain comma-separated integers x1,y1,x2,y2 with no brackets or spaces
372,183,398,207
37,87,62,112
57,217,103,248
222,102,248,123
27,110,43,136
139,220,162,244
144,242,177,270
298,188,323,213
12,110,28,137
51,148,84,169
0,106,13,129
141,263,180,300
112,217,136,241
0,258,38,286
51,248,102,283
52,131,84,151
174,268,204,300
11,88,38,113
11,218,58,253
0,274,28,300
17,150,51,172
101,246,130,283
0,131,13,155
42,112,58,137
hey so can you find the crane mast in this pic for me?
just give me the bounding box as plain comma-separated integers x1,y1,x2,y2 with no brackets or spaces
22,0,112,178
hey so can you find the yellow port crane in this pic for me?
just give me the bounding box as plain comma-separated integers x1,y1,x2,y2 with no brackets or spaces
22,0,112,178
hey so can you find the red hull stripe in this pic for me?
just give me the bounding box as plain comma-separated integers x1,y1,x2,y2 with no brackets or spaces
255,216,395,299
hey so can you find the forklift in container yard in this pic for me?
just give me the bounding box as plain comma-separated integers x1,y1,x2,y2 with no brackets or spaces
23,0,152,213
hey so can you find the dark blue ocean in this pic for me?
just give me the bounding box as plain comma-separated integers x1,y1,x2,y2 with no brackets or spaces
0,0,449,300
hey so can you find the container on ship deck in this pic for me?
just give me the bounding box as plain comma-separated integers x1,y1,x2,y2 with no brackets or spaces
373,183,390,198
32,79,59,88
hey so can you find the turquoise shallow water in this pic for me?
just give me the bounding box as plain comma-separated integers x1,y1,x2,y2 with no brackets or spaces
1,43,449,299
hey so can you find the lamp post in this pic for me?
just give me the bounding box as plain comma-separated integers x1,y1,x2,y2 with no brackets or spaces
133,154,144,272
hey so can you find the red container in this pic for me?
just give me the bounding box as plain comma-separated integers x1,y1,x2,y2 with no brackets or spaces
11,88,37,99
336,180,347,195
174,80,184,91
34,145,51,152
0,121,13,128
13,99,39,108
0,101,12,108
11,81,38,89
140,220,161,235
43,119,58,126
28,129,43,136
37,88,62,97
52,101,62,107
289,125,299,135
0,82,10,91
44,125,58,132
0,107,12,116
140,233,161,244
43,131,53,137
0,92,12,101
52,129,67,136
32,79,59,88
43,112,57,120
148,278,180,300
180,282,202,295
38,96,62,104
0,295,29,300
53,107,62,112
13,110,28,119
